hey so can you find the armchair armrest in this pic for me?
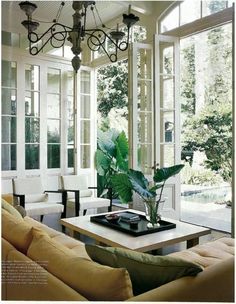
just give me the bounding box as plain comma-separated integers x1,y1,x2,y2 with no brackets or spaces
13,193,25,208
62,189,80,216
45,189,67,217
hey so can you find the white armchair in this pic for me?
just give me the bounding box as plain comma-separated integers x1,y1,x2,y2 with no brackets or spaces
60,174,112,217
12,177,65,222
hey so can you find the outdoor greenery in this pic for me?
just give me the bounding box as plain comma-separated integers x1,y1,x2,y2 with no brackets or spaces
95,129,129,197
181,23,232,184
96,3,232,187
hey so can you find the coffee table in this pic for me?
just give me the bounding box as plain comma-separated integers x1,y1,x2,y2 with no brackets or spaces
60,209,211,252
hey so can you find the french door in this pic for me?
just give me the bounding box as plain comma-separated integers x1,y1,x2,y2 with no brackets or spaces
129,37,181,219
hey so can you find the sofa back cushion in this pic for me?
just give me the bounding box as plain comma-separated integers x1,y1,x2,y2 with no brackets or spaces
27,228,133,301
4,247,88,301
85,244,203,295
1,199,23,219
1,209,33,253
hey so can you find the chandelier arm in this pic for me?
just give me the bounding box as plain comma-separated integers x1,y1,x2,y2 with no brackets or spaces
27,23,72,44
85,29,129,52
27,23,73,55
86,31,117,62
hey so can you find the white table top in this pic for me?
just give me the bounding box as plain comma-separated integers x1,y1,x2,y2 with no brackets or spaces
60,209,211,252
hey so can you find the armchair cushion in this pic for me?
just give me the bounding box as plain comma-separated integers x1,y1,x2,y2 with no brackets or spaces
27,228,133,301
61,175,93,199
25,194,48,203
85,244,203,296
24,202,63,217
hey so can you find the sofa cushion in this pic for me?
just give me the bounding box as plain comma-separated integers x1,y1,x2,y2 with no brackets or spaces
1,198,23,219
168,237,235,268
1,194,14,204
24,216,61,238
85,244,203,295
1,209,33,253
27,228,133,301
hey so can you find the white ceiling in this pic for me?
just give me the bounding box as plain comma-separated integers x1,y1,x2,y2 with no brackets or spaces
1,1,156,36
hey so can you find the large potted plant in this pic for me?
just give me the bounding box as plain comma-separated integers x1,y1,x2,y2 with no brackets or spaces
111,163,184,228
95,129,129,198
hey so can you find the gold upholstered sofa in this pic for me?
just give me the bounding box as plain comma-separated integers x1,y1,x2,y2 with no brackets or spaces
1,199,235,302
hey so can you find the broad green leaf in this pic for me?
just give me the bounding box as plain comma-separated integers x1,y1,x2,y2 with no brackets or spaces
153,164,184,183
111,174,133,203
95,150,111,176
116,131,129,158
128,169,155,199
97,130,116,157
116,142,128,172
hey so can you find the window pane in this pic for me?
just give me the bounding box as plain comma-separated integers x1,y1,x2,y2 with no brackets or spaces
1,144,16,170
2,31,19,47
80,145,90,168
138,113,152,143
80,120,90,144
25,144,39,169
25,64,39,91
160,5,179,33
161,144,175,167
2,89,16,115
160,111,174,143
48,144,60,168
138,81,152,111
67,96,73,120
80,71,90,94
25,117,40,143
47,120,60,143
2,61,16,88
68,146,74,168
137,49,152,79
1,116,16,142
137,144,152,174
47,94,60,118
47,68,60,93
160,76,174,109
68,120,74,143
25,91,39,116
202,0,227,17
161,45,174,74
67,70,74,95
180,0,201,25
80,95,90,118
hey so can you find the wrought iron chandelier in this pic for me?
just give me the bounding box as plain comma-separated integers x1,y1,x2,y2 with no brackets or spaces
19,1,139,72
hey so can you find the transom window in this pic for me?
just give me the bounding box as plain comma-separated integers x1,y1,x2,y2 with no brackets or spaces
160,0,233,33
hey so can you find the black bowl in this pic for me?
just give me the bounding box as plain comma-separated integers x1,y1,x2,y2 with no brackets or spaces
105,214,121,224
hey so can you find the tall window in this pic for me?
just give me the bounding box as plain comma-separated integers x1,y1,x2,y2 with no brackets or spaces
47,68,61,168
25,64,40,169
67,71,74,168
1,60,17,170
80,70,91,168
137,48,153,174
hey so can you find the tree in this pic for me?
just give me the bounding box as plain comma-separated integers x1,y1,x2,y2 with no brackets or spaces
182,103,232,182
97,59,128,118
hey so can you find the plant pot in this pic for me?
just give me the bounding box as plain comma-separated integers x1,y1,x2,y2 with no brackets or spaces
144,198,164,229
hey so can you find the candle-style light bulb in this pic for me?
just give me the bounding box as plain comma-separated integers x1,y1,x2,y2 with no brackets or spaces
128,4,131,15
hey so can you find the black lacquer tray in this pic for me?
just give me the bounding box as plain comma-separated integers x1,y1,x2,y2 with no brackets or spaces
90,211,176,237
